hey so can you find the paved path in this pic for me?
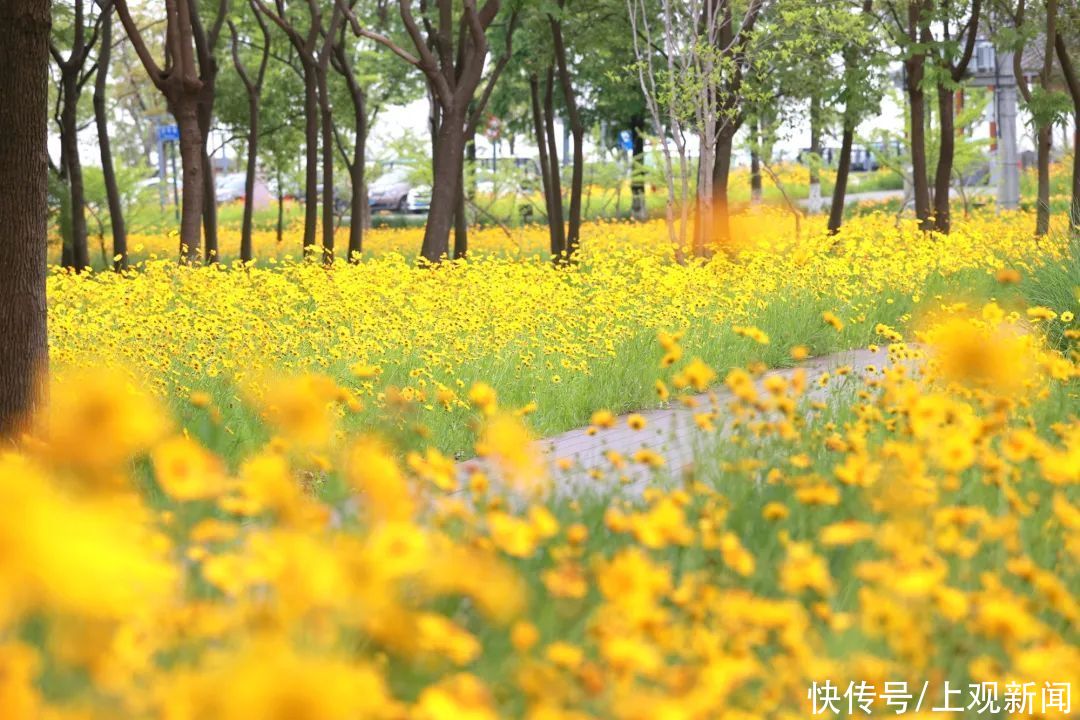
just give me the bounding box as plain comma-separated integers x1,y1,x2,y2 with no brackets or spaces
461,347,921,500
798,186,993,211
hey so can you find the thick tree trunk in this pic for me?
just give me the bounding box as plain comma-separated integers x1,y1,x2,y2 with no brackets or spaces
829,123,855,235
908,78,932,229
174,101,205,264
422,111,468,263
94,3,127,271
542,68,565,258
454,129,474,259
630,114,647,220
1035,123,1052,236
530,74,557,253
712,125,735,248
301,62,319,252
60,75,90,271
0,0,50,439
933,85,955,233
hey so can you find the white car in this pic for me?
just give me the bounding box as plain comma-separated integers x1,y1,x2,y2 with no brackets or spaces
369,167,430,213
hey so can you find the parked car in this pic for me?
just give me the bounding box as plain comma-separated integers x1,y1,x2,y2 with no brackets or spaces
369,167,430,213
214,172,272,208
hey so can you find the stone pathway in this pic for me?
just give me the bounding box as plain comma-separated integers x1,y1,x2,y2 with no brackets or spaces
460,347,919,499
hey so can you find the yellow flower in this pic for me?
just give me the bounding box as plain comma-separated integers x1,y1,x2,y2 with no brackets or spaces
590,409,616,429
475,413,548,496
822,311,845,331
819,520,874,546
152,435,226,501
44,370,167,477
674,358,717,391
468,382,498,416
780,542,834,596
627,414,647,431
347,437,414,521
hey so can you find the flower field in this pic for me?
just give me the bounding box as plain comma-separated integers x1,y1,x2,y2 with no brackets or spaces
4,210,1079,717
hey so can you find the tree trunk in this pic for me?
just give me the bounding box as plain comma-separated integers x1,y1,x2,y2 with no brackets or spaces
240,92,259,263
1035,122,1052,236
543,68,566,258
301,61,319,252
712,125,735,248
94,2,127,271
453,168,467,259
454,128,474,259
1071,123,1080,235
422,110,468,263
0,0,50,439
905,7,932,230
933,84,955,233
829,123,855,235
630,113,647,221
318,71,335,262
60,74,90,271
200,145,218,262
530,73,557,253
550,12,583,258
174,101,205,264
348,127,366,261
276,166,284,244
808,96,823,214
750,119,762,205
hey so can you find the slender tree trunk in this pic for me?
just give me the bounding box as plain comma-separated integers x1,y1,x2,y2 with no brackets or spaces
348,127,366,261
750,119,762,205
1035,123,1052,236
630,113,647,220
453,168,467,259
94,2,127,271
542,68,565,258
529,71,561,254
276,166,284,244
529,73,558,253
0,0,50,439
318,71,335,262
1057,35,1080,235
240,94,259,263
174,100,204,264
422,110,468,263
550,10,583,258
829,123,855,235
301,62,318,252
60,75,90,271
808,96,823,214
201,145,218,261
1071,123,1080,235
933,84,955,233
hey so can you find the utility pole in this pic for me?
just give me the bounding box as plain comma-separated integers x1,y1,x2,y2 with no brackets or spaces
995,50,1021,211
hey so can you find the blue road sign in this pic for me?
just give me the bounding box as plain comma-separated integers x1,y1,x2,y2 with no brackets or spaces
619,130,634,151
157,124,180,142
